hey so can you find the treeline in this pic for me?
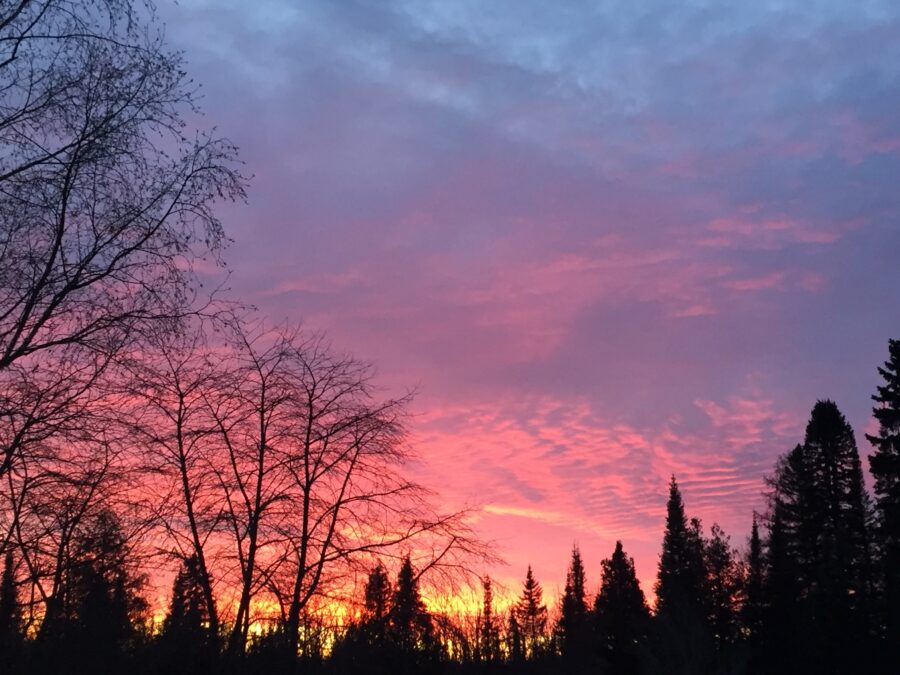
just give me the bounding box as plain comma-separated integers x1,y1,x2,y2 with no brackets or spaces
330,341,900,675
0,339,898,675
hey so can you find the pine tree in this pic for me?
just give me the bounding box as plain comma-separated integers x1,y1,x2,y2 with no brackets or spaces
506,611,524,663
515,565,548,659
593,541,650,673
805,400,871,666
0,550,22,668
703,523,742,647
765,402,873,673
866,338,900,650
364,563,392,624
741,515,765,641
655,476,706,620
477,576,500,662
762,495,803,671
557,545,590,663
388,556,435,657
161,554,215,672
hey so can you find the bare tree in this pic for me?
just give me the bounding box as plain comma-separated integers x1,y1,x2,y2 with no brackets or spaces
129,318,494,655
0,0,245,480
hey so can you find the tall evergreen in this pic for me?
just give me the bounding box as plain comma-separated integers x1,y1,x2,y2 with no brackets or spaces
593,541,650,673
703,523,742,647
388,556,436,658
741,515,765,641
0,550,21,669
653,477,713,673
364,563,392,624
506,610,524,663
655,476,706,620
866,338,900,650
477,576,500,662
557,545,590,663
160,554,215,673
766,402,872,673
515,565,548,659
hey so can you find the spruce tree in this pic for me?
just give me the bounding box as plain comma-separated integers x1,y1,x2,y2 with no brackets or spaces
655,476,706,620
703,523,742,647
557,545,590,663
364,563,392,624
654,477,713,673
593,541,650,673
161,554,214,673
478,576,500,662
765,402,873,673
0,550,21,668
506,611,524,663
741,515,765,641
388,556,436,658
866,338,900,650
515,565,548,659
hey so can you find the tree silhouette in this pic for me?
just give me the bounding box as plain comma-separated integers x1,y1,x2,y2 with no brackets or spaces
557,545,591,665
741,514,765,642
514,565,548,659
867,338,900,654
655,477,706,620
478,576,501,662
388,556,437,660
654,477,713,673
703,523,743,647
765,402,873,673
593,541,650,674
159,554,215,674
0,550,21,670
364,563,393,625
505,610,524,663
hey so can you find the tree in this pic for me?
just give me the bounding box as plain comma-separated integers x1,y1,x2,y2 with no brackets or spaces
515,565,548,659
160,554,215,673
765,401,873,673
653,477,713,674
388,556,436,657
35,509,147,672
593,541,650,673
477,576,500,662
741,514,765,641
655,477,706,620
703,523,743,647
867,338,900,651
0,550,22,667
0,0,244,482
557,545,590,663
364,563,393,625
505,610,524,663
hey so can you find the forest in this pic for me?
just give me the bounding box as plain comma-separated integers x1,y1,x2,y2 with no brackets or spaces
1,2,899,674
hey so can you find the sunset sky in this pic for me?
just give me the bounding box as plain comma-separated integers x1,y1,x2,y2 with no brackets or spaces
161,0,900,603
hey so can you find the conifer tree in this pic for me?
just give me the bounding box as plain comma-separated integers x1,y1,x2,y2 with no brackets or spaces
866,338,900,649
655,477,706,620
388,556,436,657
515,565,548,659
161,554,215,673
557,545,590,663
478,576,500,662
506,611,524,663
762,495,802,669
741,515,765,641
703,523,742,647
364,563,392,624
765,402,873,672
593,541,650,673
0,550,21,668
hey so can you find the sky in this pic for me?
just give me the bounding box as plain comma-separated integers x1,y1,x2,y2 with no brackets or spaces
160,0,900,604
